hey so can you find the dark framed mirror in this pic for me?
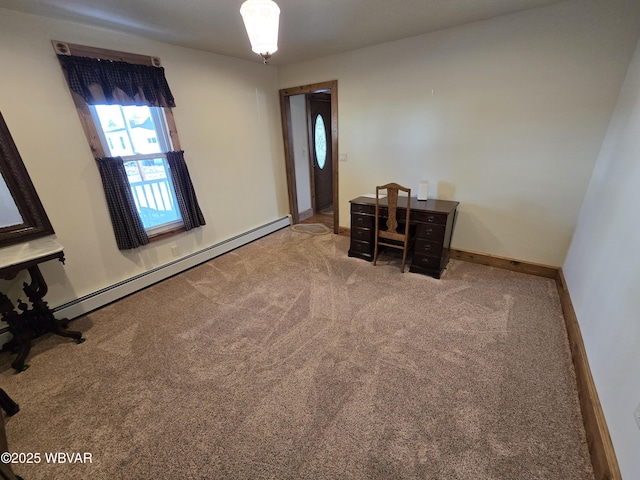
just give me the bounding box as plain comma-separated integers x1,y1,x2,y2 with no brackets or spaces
0,112,54,248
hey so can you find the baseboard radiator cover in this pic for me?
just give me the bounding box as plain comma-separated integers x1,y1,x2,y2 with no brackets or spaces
52,216,291,320
1,224,620,480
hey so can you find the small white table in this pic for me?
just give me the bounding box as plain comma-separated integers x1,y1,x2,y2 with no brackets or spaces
0,236,84,372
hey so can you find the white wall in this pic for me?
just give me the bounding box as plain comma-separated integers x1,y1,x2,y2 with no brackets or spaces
563,36,640,480
278,0,640,266
1,3,639,475
290,94,312,215
0,9,288,307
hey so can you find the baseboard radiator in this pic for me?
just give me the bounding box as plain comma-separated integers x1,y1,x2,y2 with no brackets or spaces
2,226,620,479
58,216,291,319
1,216,290,342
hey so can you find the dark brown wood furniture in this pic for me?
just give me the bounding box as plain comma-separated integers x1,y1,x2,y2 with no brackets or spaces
1,390,22,479
373,183,413,273
0,111,55,249
349,195,459,278
0,237,84,372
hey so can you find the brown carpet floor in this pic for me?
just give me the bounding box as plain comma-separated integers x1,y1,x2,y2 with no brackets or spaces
0,228,593,479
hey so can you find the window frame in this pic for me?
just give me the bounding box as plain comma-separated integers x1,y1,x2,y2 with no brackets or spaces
90,105,183,236
54,41,186,241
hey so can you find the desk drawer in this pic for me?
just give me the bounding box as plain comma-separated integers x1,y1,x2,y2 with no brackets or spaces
414,238,443,258
412,253,442,270
351,213,374,229
351,226,373,243
349,239,372,256
351,203,375,215
413,211,447,225
416,223,445,242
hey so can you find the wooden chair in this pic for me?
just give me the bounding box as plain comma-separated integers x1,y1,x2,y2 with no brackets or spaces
373,183,413,273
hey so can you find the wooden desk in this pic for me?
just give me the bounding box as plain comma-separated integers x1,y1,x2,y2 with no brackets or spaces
348,196,459,278
0,237,84,372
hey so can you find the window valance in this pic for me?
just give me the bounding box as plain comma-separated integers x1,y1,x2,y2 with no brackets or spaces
57,55,176,108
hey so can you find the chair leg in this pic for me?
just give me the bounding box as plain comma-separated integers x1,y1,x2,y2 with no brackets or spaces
401,239,411,273
373,238,379,266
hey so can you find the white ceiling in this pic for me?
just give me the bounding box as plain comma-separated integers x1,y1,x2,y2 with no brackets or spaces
0,0,564,65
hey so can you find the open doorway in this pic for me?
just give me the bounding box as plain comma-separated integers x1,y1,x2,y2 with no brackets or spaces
279,80,338,233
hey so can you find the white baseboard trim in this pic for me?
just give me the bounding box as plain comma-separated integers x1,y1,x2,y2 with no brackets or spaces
0,217,291,351
53,216,290,320
1,217,291,345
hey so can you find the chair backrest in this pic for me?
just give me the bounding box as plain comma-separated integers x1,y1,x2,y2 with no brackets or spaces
376,182,411,234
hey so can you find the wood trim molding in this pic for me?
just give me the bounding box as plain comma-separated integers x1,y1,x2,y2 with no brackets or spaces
279,90,298,224
52,40,161,66
450,248,558,278
450,248,621,478
556,270,621,480
279,80,339,234
298,209,313,221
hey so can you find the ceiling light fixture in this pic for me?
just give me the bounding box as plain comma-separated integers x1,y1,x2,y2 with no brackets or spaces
240,0,280,65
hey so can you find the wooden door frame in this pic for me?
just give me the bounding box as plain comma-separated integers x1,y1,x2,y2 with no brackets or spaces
279,80,338,233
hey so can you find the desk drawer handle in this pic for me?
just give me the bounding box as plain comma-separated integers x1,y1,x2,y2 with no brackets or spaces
427,215,435,223
424,228,433,236
421,244,432,252
355,217,365,225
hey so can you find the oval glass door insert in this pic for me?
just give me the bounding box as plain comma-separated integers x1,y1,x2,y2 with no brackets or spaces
314,114,327,169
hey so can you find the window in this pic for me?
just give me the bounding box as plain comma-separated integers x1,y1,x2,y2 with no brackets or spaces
54,42,206,250
91,104,182,234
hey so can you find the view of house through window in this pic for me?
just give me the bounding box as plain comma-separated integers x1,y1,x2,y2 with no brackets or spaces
92,105,183,232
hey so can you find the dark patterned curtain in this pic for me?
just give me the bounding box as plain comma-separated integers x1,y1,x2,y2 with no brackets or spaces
166,151,206,230
58,55,175,107
95,157,149,250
